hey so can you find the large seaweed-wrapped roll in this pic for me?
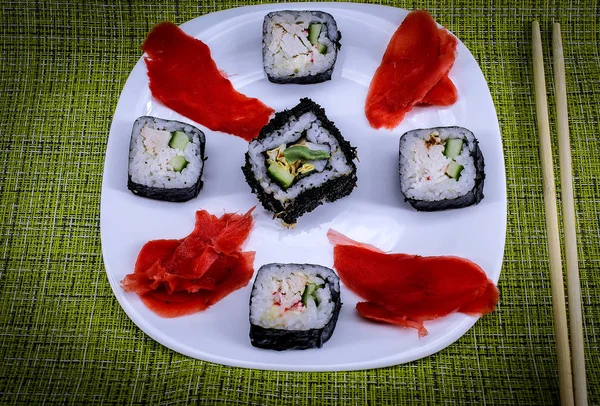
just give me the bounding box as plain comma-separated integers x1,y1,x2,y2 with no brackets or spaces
249,263,342,351
242,98,357,226
262,10,341,84
127,116,206,202
242,98,356,226
398,126,485,211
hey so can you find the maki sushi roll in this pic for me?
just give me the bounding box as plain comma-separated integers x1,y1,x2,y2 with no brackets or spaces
127,116,206,202
249,263,342,350
262,10,341,84
399,126,485,211
242,98,357,226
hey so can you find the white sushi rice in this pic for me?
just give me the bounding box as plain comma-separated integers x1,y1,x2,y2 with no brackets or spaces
128,117,204,189
263,11,338,79
250,264,338,330
247,112,353,203
399,127,477,201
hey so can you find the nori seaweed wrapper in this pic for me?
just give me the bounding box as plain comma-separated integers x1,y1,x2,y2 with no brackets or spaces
127,116,206,203
398,126,485,211
242,98,357,225
262,11,342,84
249,263,342,351
127,178,204,203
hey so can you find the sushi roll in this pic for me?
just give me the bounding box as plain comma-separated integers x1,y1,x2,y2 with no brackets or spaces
127,116,206,202
262,10,341,84
249,263,342,350
242,98,357,226
398,126,485,211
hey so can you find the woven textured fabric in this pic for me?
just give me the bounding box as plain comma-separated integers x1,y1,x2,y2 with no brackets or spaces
1,0,599,404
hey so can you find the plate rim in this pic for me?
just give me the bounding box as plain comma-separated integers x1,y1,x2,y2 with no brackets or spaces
100,2,507,371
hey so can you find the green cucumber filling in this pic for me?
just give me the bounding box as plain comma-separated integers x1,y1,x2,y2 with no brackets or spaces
169,155,187,172
308,23,322,45
443,138,463,158
141,126,190,172
267,161,295,189
301,283,325,306
427,135,465,180
265,139,330,189
169,131,190,150
307,23,328,54
168,132,189,171
445,160,464,179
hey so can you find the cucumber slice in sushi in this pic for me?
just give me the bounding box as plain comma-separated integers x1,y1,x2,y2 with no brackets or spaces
398,126,485,211
445,160,464,179
169,155,188,172
242,98,358,226
169,131,190,150
443,138,463,158
127,116,206,202
249,263,342,351
308,23,322,45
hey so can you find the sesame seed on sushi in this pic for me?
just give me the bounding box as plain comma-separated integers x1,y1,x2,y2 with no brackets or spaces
398,126,485,211
242,98,357,226
127,116,206,202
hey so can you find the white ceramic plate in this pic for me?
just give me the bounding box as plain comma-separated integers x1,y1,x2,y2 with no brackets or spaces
101,3,506,371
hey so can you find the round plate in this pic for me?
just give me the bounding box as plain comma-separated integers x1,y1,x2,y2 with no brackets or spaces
101,3,506,371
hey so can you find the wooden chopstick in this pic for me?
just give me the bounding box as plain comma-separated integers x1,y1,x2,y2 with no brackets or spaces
531,21,574,406
552,22,588,406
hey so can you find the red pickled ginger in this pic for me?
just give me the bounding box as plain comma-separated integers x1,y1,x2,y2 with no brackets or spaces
142,22,274,141
121,208,256,317
327,229,499,337
419,27,459,106
365,10,458,129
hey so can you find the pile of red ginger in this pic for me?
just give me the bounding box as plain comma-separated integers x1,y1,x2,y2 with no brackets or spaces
121,208,255,317
365,10,459,129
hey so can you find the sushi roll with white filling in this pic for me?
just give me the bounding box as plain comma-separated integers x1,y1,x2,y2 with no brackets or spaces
249,263,342,350
242,98,357,226
262,10,341,84
398,126,485,211
127,116,206,202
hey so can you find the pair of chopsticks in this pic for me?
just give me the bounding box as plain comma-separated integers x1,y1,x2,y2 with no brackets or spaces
531,22,587,406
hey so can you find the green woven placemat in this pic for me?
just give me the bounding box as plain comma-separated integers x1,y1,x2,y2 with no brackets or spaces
1,0,598,404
